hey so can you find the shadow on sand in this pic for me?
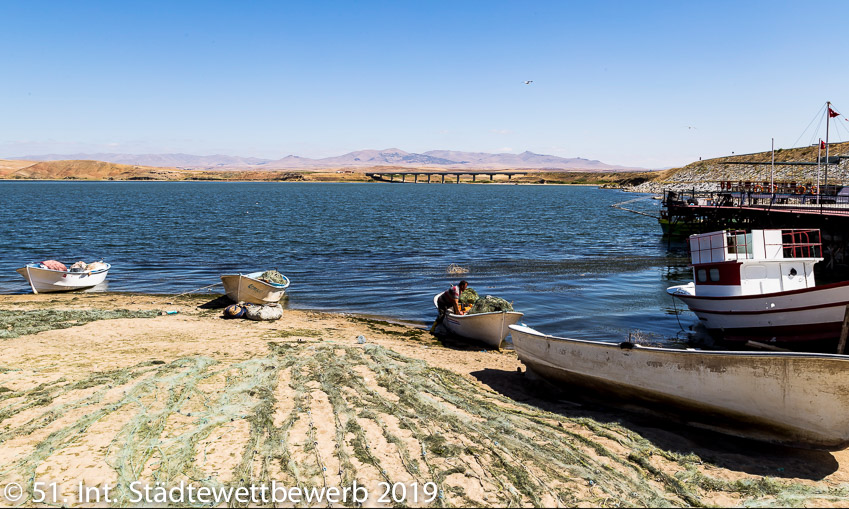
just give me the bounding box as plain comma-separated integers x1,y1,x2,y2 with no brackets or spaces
470,367,839,481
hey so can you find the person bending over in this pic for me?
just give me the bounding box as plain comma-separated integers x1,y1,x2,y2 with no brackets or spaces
438,280,468,316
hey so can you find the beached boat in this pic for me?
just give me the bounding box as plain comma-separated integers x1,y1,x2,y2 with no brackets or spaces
16,262,110,294
509,323,849,449
667,228,849,344
433,293,523,348
221,271,290,305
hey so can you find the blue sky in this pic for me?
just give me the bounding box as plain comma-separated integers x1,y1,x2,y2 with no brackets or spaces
2,0,848,168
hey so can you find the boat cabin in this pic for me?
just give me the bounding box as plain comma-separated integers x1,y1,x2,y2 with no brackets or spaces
687,229,823,297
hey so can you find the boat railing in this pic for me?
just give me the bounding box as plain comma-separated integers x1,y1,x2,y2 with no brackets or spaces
688,228,822,263
663,184,849,214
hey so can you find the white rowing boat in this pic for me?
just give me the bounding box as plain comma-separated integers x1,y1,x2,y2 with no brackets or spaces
433,293,523,349
16,262,110,294
509,323,849,449
221,271,290,305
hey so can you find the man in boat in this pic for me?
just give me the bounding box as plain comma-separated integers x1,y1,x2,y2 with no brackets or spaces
431,280,469,333
438,280,468,316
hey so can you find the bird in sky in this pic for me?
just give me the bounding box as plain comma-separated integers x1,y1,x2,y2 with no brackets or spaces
685,125,697,130
523,80,533,85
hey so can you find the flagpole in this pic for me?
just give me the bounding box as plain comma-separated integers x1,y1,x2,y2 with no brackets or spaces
817,138,822,204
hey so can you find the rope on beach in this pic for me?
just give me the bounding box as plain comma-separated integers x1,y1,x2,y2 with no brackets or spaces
610,195,659,218
175,282,223,297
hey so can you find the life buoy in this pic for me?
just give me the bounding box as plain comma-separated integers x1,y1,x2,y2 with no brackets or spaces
811,185,818,195
797,186,806,194
753,185,763,192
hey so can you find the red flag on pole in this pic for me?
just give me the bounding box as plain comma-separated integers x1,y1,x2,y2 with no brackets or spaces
821,140,826,149
828,107,840,118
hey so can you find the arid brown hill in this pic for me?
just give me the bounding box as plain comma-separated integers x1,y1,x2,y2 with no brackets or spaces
0,160,186,180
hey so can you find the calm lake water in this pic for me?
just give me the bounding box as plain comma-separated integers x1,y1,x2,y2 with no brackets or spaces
0,181,695,344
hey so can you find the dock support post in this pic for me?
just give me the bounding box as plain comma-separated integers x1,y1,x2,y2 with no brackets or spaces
838,305,849,354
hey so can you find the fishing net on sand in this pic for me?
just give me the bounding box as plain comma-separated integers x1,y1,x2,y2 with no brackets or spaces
258,270,287,285
469,295,514,314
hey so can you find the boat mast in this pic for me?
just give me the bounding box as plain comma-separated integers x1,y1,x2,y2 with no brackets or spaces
825,101,831,191
771,138,775,192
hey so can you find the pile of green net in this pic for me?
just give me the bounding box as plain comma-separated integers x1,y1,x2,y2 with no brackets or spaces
459,287,514,314
469,296,514,313
459,288,478,305
258,270,287,285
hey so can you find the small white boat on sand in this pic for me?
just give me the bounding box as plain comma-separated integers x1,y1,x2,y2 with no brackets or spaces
510,324,849,449
221,271,290,305
433,293,523,349
667,228,849,344
16,262,110,294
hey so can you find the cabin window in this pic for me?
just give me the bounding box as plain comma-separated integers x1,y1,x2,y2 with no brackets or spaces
709,268,720,282
697,269,707,282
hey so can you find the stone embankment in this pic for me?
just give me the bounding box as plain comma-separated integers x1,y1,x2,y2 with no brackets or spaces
619,142,849,194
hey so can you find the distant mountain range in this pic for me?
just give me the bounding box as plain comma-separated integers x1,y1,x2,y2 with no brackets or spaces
9,149,646,171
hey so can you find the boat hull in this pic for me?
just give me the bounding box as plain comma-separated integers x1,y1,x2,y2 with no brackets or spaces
221,272,288,305
434,294,523,348
16,264,109,293
509,324,849,449
668,280,849,342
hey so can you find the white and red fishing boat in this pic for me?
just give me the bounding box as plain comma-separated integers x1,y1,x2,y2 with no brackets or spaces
667,228,849,343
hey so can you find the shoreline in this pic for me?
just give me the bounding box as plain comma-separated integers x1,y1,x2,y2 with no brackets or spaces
2,292,849,506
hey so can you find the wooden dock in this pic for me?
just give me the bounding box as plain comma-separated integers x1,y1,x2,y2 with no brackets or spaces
661,188,849,279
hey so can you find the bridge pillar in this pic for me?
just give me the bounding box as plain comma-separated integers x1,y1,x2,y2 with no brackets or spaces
489,174,494,181
389,175,393,182
441,175,445,183
414,174,418,183
472,174,476,182
456,174,460,183
507,174,512,180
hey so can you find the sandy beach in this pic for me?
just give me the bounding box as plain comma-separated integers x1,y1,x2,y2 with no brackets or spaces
2,293,849,507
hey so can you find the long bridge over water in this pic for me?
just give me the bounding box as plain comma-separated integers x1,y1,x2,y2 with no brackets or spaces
365,171,528,183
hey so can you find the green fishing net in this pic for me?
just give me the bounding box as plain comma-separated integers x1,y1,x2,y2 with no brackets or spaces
258,270,287,285
469,295,514,314
459,288,479,305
